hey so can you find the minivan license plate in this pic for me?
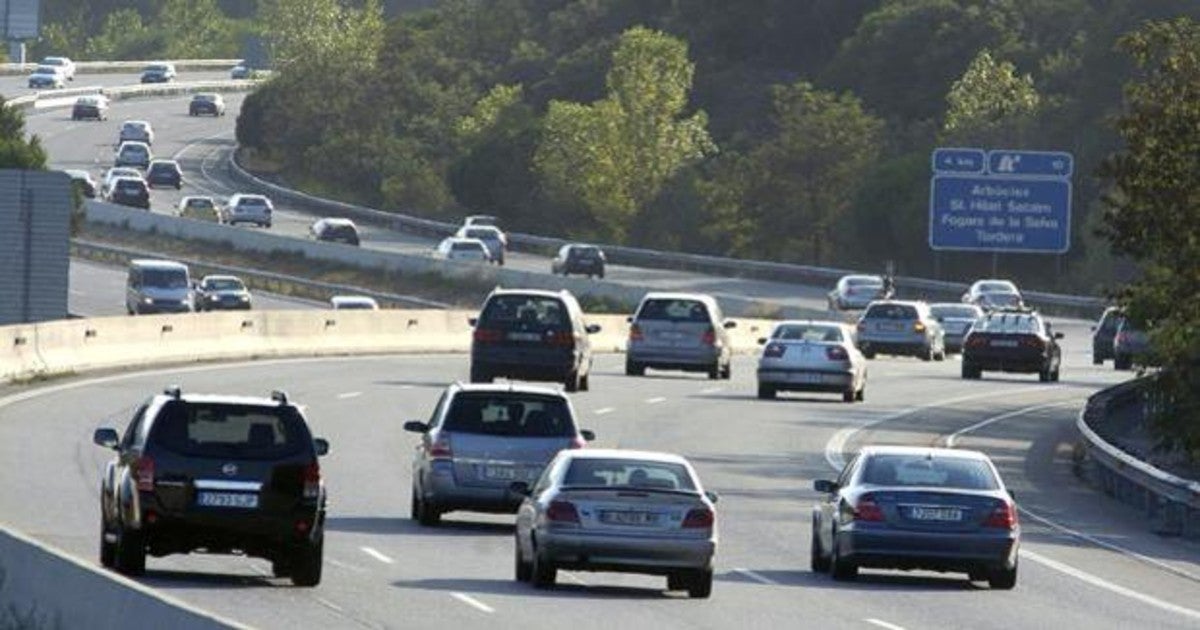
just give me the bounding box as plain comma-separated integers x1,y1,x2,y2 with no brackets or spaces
196,492,258,509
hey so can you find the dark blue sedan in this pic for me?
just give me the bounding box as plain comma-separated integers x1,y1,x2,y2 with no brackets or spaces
811,446,1019,589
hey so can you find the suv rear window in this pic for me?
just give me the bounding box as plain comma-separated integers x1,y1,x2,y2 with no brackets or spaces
863,304,918,320
151,401,310,459
442,393,575,437
480,295,568,329
637,299,709,322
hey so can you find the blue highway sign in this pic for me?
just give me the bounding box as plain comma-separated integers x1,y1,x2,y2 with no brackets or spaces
986,150,1073,178
929,176,1071,254
932,148,986,174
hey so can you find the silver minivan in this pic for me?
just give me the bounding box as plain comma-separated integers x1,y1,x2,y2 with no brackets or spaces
126,259,193,315
625,293,736,379
403,382,595,526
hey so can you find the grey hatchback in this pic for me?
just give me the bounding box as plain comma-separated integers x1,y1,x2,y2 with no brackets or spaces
855,301,946,361
625,293,736,379
404,383,595,526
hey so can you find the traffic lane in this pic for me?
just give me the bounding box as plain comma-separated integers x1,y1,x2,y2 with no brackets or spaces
69,258,324,317
1,69,234,98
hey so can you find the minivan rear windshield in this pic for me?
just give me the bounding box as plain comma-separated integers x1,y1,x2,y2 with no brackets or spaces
151,402,310,459
480,295,568,329
637,299,710,322
442,393,575,437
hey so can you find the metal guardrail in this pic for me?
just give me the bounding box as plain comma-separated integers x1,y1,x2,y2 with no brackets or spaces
0,59,243,76
72,239,451,310
225,153,1107,316
1076,376,1200,539
6,79,261,111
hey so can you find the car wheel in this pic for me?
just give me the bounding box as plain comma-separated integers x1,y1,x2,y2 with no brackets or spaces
564,370,580,393
1052,365,1061,382
531,546,556,588
707,363,721,380
114,524,146,576
415,492,441,527
686,568,713,599
863,350,876,360
842,390,856,403
598,271,605,279
968,569,988,582
810,521,831,573
579,373,590,392
988,562,1018,590
757,384,776,400
272,555,292,578
514,535,533,582
961,361,981,380
666,572,687,591
934,347,946,361
290,532,323,587
830,537,857,581
99,519,117,568
920,345,934,362
625,359,644,377
1092,354,1103,366
1114,355,1132,371
721,361,732,380
856,384,865,402
1039,367,1051,382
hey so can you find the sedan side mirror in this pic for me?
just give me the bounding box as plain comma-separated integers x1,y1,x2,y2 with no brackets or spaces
705,490,719,505
467,317,478,327
93,427,119,450
1053,332,1064,340
507,481,531,498
757,337,768,345
625,316,634,323
313,438,330,457
585,324,601,335
580,429,596,442
723,320,737,330
813,479,838,494
403,421,430,434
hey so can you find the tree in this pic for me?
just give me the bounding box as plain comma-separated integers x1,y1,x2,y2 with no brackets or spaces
1098,17,1200,460
0,101,47,170
261,0,384,70
942,49,1041,145
157,0,235,59
534,27,714,242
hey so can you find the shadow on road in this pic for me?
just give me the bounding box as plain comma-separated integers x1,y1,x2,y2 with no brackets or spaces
392,577,676,600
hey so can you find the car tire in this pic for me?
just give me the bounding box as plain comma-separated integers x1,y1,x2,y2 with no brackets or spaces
564,370,580,393
830,538,857,581
414,491,441,527
272,555,292,578
579,373,590,392
707,363,721,380
810,523,831,573
1114,355,1132,371
988,563,1018,590
961,362,981,380
290,533,323,587
757,384,776,400
1039,367,1051,382
921,345,934,362
625,359,644,377
1092,354,1103,366
531,547,556,588
863,349,876,360
514,536,533,582
934,347,946,361
666,572,687,591
842,390,856,403
114,524,146,576
686,568,713,599
99,519,117,568
856,386,865,402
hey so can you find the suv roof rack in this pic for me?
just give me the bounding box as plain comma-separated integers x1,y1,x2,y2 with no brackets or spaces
163,385,181,399
270,390,289,404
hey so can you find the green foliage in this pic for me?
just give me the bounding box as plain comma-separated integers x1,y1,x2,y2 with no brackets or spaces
0,102,47,170
1099,17,1200,459
942,49,1042,145
158,0,238,59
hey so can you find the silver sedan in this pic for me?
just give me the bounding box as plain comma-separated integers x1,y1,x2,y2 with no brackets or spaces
512,449,718,598
756,320,866,402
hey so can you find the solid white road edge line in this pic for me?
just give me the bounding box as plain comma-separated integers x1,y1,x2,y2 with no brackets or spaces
943,400,1077,448
450,592,495,614
594,407,615,415
646,397,667,404
1021,550,1200,622
359,546,394,564
731,567,779,586
863,619,907,630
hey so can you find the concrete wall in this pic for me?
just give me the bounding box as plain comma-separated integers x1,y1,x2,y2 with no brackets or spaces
0,523,246,630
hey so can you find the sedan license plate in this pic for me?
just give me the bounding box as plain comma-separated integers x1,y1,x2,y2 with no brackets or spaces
507,332,541,342
881,322,904,332
907,506,962,521
482,465,516,480
990,339,1019,348
196,492,258,509
790,372,822,384
599,510,659,526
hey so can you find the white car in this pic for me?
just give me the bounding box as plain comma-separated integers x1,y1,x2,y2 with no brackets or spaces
114,141,152,169
118,120,155,146
40,56,75,81
101,167,145,197
462,214,498,227
454,225,507,265
962,279,1022,306
435,236,491,262
27,65,65,89
828,274,890,311
223,193,274,227
756,320,867,402
330,295,379,310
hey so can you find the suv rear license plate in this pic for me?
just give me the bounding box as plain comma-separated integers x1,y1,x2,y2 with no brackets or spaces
196,492,258,509
599,510,659,526
507,332,541,342
907,506,962,521
990,340,1019,348
483,465,516,480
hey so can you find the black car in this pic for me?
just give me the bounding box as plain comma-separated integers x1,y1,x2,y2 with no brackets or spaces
194,275,253,311
961,310,1062,381
92,387,329,586
71,96,108,121
188,93,226,117
146,160,182,189
1091,307,1123,365
311,218,361,246
109,177,150,209
140,63,176,83
469,289,600,392
551,244,606,278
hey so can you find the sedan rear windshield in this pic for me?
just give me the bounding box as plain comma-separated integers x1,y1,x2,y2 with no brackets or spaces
637,299,710,322
465,228,499,240
186,199,214,209
237,198,268,207
863,304,918,320
973,315,1042,334
117,181,146,192
773,324,843,342
442,393,575,437
480,295,569,329
204,279,244,291
861,454,999,490
150,402,310,460
563,458,697,491
569,247,601,259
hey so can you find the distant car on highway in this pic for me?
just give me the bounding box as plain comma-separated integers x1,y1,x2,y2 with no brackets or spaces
92,387,329,585
403,382,595,526
330,295,379,310
64,169,97,199
27,65,65,89
435,236,490,262
625,292,735,379
101,167,144,197
118,120,155,146
139,62,176,83
929,303,983,354
108,177,151,210
512,448,716,598
455,225,507,265
469,288,599,391
960,309,1062,381
125,259,192,314
462,214,498,227
828,275,889,311
114,141,152,169
855,300,945,361
40,56,75,80
194,275,252,311
1091,306,1123,366
310,218,360,246
551,244,606,278
223,193,273,227
1112,318,1151,371
71,95,109,121
962,279,1022,307
146,159,182,189
230,63,252,79
188,93,226,117
178,196,221,222
811,446,1019,589
756,320,866,402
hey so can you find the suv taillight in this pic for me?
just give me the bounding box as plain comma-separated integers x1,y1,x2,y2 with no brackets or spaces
682,507,714,528
473,329,502,343
549,331,574,347
546,500,580,524
135,456,155,492
629,324,644,342
302,461,321,499
984,501,1018,530
701,327,716,346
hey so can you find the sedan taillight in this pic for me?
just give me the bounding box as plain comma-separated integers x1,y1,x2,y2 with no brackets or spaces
763,343,786,358
984,501,1018,530
682,507,715,529
852,494,885,522
826,346,849,361
546,500,580,524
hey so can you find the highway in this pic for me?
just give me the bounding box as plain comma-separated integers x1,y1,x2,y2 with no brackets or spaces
9,79,1200,629
1,69,232,98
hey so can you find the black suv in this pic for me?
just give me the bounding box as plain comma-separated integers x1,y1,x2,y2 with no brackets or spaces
92,387,330,586
109,177,150,209
469,289,600,391
551,244,606,278
961,310,1063,382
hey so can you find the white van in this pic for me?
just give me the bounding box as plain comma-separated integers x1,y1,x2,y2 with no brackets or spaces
126,259,194,315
